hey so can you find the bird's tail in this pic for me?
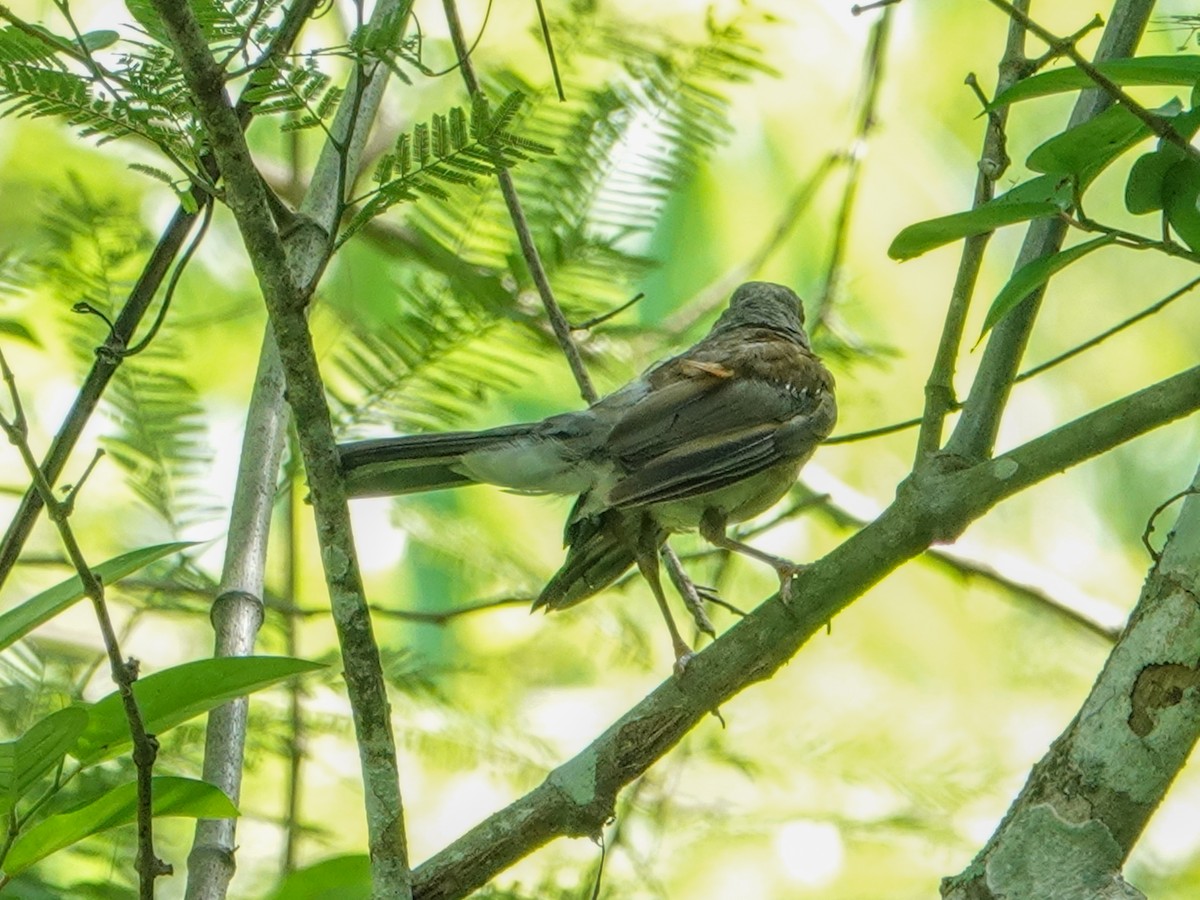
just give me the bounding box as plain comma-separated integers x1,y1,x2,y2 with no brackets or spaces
339,424,539,497
534,509,667,611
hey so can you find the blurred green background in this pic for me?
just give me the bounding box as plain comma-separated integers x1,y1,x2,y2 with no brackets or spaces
3,0,1200,897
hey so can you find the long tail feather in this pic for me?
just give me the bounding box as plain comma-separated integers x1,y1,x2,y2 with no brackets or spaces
339,424,537,497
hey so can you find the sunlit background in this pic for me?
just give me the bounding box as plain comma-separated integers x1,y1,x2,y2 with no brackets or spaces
3,0,1200,897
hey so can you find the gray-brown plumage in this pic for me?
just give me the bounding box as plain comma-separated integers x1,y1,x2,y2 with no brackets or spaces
340,282,837,662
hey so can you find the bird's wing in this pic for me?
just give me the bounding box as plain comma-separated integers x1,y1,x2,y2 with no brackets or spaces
604,340,835,507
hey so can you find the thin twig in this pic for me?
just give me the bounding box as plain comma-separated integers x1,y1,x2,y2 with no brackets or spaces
1016,275,1200,383
0,349,168,898
441,0,597,405
914,1,1029,462
812,8,892,333
987,0,1200,164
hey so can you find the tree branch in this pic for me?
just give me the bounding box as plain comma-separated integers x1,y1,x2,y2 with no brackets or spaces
146,3,412,897
943,455,1200,898
915,0,1029,461
410,364,1200,899
944,0,1155,462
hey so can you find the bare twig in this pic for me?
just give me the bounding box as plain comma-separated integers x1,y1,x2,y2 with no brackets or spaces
441,0,597,405
812,7,892,333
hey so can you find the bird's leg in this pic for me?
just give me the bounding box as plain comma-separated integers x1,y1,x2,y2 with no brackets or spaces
630,520,693,670
662,545,716,640
699,510,805,603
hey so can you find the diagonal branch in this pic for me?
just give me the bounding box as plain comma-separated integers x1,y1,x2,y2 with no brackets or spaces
441,0,596,405
410,364,1200,899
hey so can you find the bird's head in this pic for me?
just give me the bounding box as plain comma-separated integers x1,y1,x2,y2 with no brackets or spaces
710,281,810,346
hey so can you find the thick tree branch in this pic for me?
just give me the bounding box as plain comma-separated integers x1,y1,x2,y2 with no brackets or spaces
411,365,1200,899
147,3,412,898
943,456,1200,899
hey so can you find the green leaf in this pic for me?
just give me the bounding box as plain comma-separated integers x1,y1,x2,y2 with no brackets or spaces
991,56,1200,108
0,318,38,344
266,854,372,900
178,189,200,214
0,542,193,652
1164,158,1200,252
72,656,324,765
3,775,237,875
0,707,90,818
1122,107,1200,215
888,201,1061,261
1126,146,1184,214
79,30,119,52
979,235,1118,339
1027,99,1180,184
0,26,62,62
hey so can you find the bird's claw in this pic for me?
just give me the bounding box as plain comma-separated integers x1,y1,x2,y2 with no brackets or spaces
673,650,696,675
778,562,806,605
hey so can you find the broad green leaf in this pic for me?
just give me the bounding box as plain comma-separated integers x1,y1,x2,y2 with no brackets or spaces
0,707,89,818
1123,108,1200,215
72,656,324,765
3,775,237,875
1027,99,1180,184
979,235,1118,339
0,542,193,652
991,56,1200,108
79,30,119,52
267,854,372,900
1126,146,1184,214
888,202,1060,261
1164,159,1200,252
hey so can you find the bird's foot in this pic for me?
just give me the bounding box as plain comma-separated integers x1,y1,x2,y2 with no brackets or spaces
673,648,696,676
776,562,807,605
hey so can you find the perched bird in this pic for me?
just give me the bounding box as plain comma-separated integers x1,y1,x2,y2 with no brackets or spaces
340,282,837,664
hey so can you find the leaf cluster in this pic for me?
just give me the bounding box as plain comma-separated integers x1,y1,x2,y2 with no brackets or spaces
888,55,1200,340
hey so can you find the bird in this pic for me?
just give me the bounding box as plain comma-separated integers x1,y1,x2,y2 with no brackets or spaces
339,281,837,665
